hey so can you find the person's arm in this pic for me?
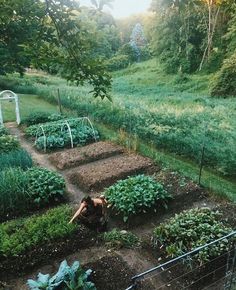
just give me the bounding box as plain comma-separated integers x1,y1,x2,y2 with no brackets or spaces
69,202,86,224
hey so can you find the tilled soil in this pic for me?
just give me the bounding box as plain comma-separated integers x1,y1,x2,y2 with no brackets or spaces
49,141,124,170
68,154,156,192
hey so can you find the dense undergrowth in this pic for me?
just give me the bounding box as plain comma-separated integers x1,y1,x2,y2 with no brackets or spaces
1,60,235,178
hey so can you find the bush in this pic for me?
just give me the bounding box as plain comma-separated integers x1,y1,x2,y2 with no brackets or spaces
0,205,78,257
0,126,9,137
153,208,232,263
210,52,236,97
27,167,66,205
103,229,140,249
22,111,64,126
0,149,33,171
0,135,20,153
105,175,171,222
106,55,130,71
27,259,96,290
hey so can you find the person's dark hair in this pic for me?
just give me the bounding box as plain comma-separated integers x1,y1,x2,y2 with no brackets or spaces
82,196,93,205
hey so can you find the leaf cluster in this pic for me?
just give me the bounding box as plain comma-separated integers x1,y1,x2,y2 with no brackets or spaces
105,175,171,222
102,229,140,249
0,135,20,153
153,208,232,263
22,111,64,126
0,149,33,171
0,126,10,137
0,205,78,257
27,259,96,290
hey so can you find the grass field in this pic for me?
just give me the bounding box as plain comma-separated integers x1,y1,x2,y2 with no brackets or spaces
0,59,235,201
0,94,59,122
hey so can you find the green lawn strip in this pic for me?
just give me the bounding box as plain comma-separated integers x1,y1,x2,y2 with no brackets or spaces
0,205,77,258
1,94,59,122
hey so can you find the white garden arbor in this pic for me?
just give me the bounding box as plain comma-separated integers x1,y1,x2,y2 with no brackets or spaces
0,90,21,125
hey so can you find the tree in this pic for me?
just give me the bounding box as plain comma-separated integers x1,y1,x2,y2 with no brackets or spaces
90,0,114,12
0,0,111,99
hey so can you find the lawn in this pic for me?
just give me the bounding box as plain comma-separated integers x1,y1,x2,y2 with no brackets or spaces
1,94,59,122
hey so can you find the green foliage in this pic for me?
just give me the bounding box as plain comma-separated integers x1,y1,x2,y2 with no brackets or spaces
22,111,63,126
210,52,236,97
153,208,232,263
0,149,33,171
0,168,30,218
0,166,66,219
27,167,66,205
103,229,140,249
106,55,130,71
0,205,78,257
0,126,9,137
105,175,171,222
26,118,99,151
27,259,96,290
0,135,20,153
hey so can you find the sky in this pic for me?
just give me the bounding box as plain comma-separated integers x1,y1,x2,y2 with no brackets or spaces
79,0,152,19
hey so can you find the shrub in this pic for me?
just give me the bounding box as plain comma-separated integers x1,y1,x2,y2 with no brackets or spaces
0,149,33,171
210,52,236,97
0,126,9,137
106,55,130,71
27,167,66,205
0,135,20,153
103,229,140,249
22,111,64,126
27,260,96,290
153,208,232,263
104,175,171,222
0,205,78,257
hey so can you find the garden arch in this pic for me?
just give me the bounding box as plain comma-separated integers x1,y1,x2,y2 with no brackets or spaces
0,90,21,125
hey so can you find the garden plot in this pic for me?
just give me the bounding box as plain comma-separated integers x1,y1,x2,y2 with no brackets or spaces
49,141,124,170
68,154,155,192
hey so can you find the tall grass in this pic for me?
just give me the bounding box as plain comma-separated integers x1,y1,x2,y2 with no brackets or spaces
0,149,33,171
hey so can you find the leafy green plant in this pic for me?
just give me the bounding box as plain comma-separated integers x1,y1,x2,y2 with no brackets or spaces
27,167,66,205
0,135,20,153
0,168,30,218
0,205,78,257
0,126,9,137
153,208,232,263
27,260,96,290
103,229,140,249
22,111,64,126
0,149,33,171
105,175,171,222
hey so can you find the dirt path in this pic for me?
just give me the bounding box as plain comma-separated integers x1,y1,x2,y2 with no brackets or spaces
6,123,85,203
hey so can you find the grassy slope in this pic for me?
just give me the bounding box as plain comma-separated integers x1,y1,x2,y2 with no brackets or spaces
0,60,235,201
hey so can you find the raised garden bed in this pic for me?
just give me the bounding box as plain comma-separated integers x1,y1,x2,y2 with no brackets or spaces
49,141,124,170
68,154,155,192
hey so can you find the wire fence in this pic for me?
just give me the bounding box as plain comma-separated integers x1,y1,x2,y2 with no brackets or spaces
126,231,236,290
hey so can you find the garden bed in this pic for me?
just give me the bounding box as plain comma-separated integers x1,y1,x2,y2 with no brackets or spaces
68,154,155,192
49,141,124,170
0,226,95,280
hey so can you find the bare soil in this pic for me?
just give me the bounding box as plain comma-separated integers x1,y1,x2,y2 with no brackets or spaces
49,141,124,170
68,154,156,192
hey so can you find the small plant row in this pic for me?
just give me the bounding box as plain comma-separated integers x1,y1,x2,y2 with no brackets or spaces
0,167,66,220
22,111,64,126
0,149,33,171
28,260,96,290
25,118,99,151
152,207,233,263
0,205,77,258
104,174,172,222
